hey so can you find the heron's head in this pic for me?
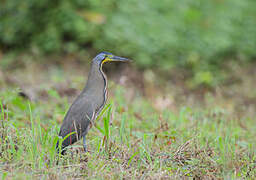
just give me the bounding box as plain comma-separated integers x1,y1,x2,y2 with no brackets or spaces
93,52,130,65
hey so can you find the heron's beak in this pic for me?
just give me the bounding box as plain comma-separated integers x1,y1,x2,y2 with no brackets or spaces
108,55,131,62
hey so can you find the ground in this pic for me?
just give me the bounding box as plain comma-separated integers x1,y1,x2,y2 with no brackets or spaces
0,58,256,179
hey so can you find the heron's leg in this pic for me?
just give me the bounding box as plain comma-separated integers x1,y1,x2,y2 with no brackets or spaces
83,135,87,152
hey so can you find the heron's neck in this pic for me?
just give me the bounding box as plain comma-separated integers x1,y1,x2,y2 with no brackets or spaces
83,62,106,92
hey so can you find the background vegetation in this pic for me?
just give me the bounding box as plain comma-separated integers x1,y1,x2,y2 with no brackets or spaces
1,0,256,85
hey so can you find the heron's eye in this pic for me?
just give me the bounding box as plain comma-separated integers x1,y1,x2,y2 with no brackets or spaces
104,55,108,59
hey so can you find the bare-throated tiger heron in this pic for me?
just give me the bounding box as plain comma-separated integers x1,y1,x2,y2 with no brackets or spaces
56,52,130,154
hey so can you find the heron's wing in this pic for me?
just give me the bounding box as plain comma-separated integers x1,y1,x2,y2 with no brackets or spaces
58,96,94,148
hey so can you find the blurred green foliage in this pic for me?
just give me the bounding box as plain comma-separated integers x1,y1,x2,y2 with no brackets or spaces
0,0,256,84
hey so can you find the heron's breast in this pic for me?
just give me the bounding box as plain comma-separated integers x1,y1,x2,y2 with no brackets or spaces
96,85,107,115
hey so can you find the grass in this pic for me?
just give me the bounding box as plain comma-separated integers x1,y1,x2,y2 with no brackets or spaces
0,63,256,179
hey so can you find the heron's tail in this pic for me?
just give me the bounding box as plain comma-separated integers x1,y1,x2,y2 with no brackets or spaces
56,140,66,155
